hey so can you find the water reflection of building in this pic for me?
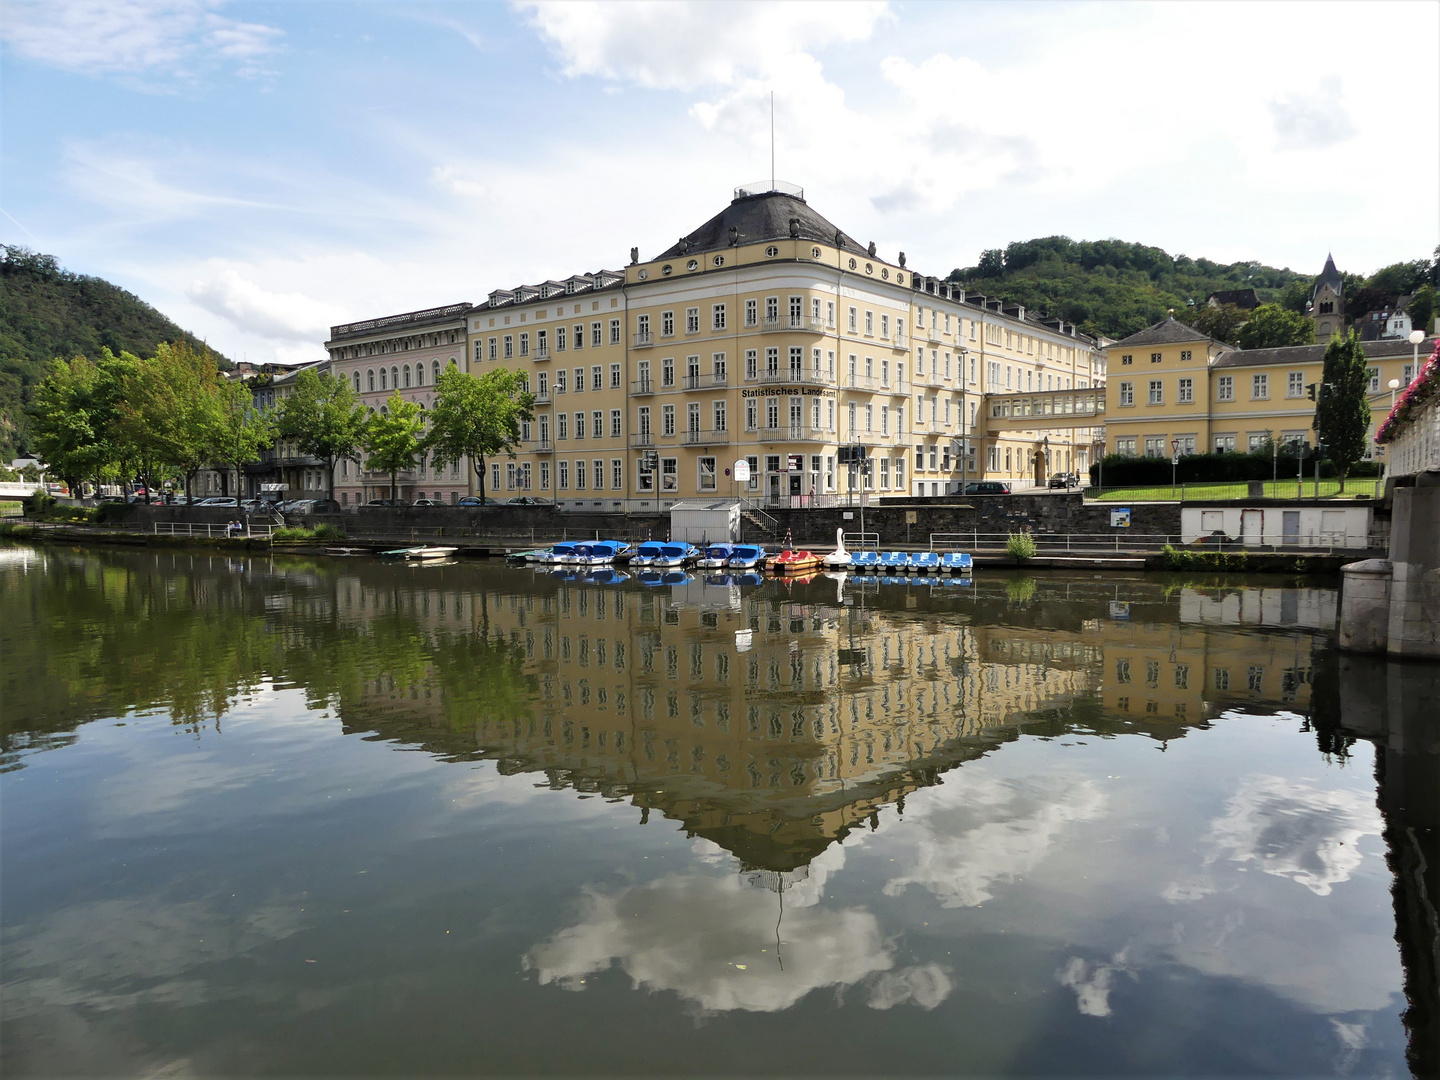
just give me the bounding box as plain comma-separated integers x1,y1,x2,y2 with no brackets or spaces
319,568,1339,874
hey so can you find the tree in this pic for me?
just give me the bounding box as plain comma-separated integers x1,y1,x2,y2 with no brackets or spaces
423,366,534,505
363,392,424,501
1277,278,1312,314
1237,304,1314,350
213,376,275,497
1188,303,1248,345
113,343,224,503
1409,285,1436,338
1312,330,1371,492
275,368,369,501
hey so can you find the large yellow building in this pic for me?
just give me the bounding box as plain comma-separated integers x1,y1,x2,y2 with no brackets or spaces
324,183,1106,507
1102,316,1436,462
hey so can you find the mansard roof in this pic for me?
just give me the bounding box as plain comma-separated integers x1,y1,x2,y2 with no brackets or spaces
656,188,867,260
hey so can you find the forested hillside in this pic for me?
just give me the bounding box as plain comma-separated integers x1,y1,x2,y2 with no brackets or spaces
947,237,1437,341
0,246,228,460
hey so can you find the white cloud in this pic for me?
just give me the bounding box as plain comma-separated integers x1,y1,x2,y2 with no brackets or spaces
524,846,949,1015
188,268,343,343
1056,950,1136,1018
1269,78,1356,151
882,774,1107,908
1201,775,1382,897
516,0,889,90
0,0,283,81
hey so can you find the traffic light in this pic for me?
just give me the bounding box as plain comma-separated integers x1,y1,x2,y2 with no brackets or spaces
1306,383,1317,401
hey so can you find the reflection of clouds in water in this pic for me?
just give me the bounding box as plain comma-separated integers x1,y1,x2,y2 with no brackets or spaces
1201,776,1381,896
882,774,1106,907
2,898,306,1017
867,963,952,1011
525,846,950,1014
1056,949,1135,1018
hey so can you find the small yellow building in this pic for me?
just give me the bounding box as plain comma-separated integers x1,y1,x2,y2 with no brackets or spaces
1103,315,1435,462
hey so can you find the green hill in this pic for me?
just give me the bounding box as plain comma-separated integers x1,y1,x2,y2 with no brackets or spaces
945,237,1436,341
0,246,229,459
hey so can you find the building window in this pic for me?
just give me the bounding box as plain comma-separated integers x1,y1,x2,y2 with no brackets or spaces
1214,433,1236,452
574,411,585,439
662,404,675,436
848,306,858,333
744,300,757,327
556,326,566,351
610,363,622,388
519,333,529,357
573,324,585,349
1180,350,1192,362
610,409,622,438
1150,352,1162,363
1367,367,1380,393
1148,380,1163,405
698,457,717,491
1144,436,1166,457
1119,381,1135,406
593,409,603,438
638,406,650,435
661,311,674,337
713,400,727,431
504,335,514,359
574,459,586,489
686,308,699,334
592,365,603,391
557,413,568,440
662,357,675,387
661,458,678,492
1121,354,1132,365
1288,371,1306,397
612,459,623,489
609,319,621,345
712,303,726,331
1252,373,1268,399
488,338,497,360
591,322,602,347
1116,437,1137,456
1178,377,1193,403
594,459,605,490
1217,375,1233,401
558,461,569,489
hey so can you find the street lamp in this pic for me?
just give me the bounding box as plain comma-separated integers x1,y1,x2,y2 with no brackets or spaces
1389,377,1401,412
1170,436,1182,496
1409,328,1426,384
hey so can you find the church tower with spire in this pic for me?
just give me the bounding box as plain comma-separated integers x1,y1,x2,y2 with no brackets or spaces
1310,253,1344,343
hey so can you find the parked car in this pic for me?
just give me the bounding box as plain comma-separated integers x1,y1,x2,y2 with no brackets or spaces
411,498,445,507
963,481,1012,495
366,498,405,506
1047,472,1080,490
506,496,551,506
456,496,503,507
196,497,239,507
240,499,266,513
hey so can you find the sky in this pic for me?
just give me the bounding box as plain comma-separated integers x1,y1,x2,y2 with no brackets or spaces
2,0,1436,366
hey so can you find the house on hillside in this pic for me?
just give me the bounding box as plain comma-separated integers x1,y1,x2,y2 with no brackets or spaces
1353,296,1413,342
1205,288,1260,310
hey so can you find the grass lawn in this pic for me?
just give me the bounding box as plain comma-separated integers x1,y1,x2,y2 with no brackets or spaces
0,501,22,517
1087,478,1381,502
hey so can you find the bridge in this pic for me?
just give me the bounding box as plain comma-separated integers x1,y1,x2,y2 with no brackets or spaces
984,388,1105,433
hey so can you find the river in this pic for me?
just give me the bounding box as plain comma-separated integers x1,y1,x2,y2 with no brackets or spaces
1,543,1435,1077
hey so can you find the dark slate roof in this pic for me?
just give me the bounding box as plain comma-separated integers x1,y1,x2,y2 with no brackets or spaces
656,191,867,260
1313,253,1343,298
1110,316,1221,349
1212,335,1436,369
1206,288,1260,309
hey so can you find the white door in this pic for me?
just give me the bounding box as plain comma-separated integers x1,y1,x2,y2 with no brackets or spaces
1241,509,1263,546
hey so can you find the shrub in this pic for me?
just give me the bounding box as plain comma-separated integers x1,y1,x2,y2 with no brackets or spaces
312,522,346,540
273,526,314,541
1005,530,1037,560
1089,447,1374,487
1160,544,1252,571
94,502,135,525
23,491,56,516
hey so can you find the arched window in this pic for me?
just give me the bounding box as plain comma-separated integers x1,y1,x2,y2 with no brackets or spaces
414,364,424,387
380,405,388,416
391,366,399,388
379,368,387,390
353,371,361,393
432,360,440,383
448,357,457,367
403,364,411,388
367,369,375,391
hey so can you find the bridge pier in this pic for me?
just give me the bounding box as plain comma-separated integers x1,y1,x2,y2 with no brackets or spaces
1340,479,1440,659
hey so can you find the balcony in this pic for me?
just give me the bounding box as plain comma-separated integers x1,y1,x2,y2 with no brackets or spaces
682,372,729,390
632,332,654,348
534,439,555,453
758,316,832,333
748,368,832,387
629,432,655,448
845,374,876,390
630,378,655,395
746,425,835,444
532,347,550,361
681,428,732,446
532,390,550,405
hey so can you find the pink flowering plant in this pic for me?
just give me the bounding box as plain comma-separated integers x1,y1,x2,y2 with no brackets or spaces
1376,339,1440,444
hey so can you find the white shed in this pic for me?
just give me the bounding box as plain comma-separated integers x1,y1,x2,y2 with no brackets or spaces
1181,503,1374,549
669,499,741,545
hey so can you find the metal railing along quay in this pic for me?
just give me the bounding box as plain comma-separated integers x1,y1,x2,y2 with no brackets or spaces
154,521,279,539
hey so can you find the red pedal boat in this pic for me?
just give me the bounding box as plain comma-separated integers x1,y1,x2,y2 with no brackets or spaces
772,549,822,573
